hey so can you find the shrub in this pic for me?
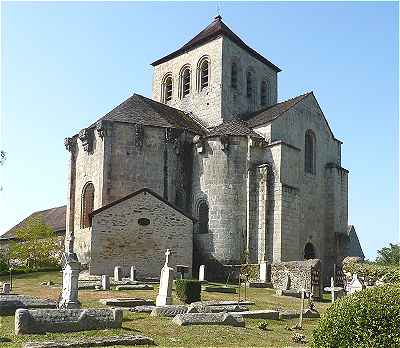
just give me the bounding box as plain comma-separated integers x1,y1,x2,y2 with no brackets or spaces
343,261,400,284
175,279,201,304
312,284,400,348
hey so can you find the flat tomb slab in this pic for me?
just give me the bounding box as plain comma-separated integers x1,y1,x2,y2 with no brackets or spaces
22,335,155,348
279,309,320,320
192,300,255,306
190,304,248,313
172,313,245,327
115,285,153,291
99,298,154,307
0,295,57,315
130,305,156,313
15,308,123,335
151,305,188,317
232,310,279,320
247,282,273,288
203,286,236,293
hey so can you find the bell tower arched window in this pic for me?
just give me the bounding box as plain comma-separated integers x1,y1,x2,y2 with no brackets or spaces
260,81,267,106
162,74,173,103
246,71,253,98
198,201,209,234
231,62,238,89
305,130,316,174
199,58,209,90
81,182,94,228
180,66,191,98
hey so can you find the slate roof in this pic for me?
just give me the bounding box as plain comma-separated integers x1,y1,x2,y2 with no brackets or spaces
1,205,66,240
207,119,263,139
91,187,196,222
151,16,281,72
242,92,312,128
94,94,206,135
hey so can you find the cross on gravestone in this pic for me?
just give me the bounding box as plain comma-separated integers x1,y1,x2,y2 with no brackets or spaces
324,277,344,304
297,287,308,329
165,249,171,266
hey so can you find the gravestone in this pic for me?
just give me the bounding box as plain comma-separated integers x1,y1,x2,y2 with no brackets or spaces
130,266,137,282
101,275,110,290
347,274,364,294
15,308,123,335
199,265,206,282
172,312,245,327
2,283,11,294
130,305,155,313
156,249,174,306
100,298,154,307
22,335,155,348
190,304,248,314
115,284,153,291
324,277,344,303
0,295,57,315
114,266,123,281
150,305,189,317
259,261,268,283
231,310,279,320
58,251,81,309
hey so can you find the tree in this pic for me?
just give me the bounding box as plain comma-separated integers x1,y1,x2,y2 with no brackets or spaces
9,216,61,270
376,243,400,266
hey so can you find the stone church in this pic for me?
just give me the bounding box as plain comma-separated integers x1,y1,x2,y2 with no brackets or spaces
64,16,364,282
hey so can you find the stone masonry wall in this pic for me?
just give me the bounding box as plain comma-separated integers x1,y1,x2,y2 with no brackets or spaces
90,190,193,278
221,37,278,118
152,38,223,127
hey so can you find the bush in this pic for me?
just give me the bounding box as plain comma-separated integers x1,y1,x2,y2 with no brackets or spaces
175,279,201,304
343,261,400,284
312,284,400,348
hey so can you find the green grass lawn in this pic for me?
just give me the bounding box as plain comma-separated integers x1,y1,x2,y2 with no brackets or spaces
0,271,331,347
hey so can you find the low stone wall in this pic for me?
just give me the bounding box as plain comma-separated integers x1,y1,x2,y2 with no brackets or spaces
271,259,322,298
15,308,123,335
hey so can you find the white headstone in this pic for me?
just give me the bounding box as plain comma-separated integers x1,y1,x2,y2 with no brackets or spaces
2,282,11,294
156,249,175,306
199,265,206,282
347,273,364,294
259,262,268,283
114,266,122,281
58,253,81,309
101,275,110,290
130,266,137,282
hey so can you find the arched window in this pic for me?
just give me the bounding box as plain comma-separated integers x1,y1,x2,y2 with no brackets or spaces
231,62,238,89
305,130,316,174
260,81,267,106
162,74,173,102
180,66,191,98
81,182,94,228
198,201,209,234
304,242,316,260
246,71,253,98
199,58,209,90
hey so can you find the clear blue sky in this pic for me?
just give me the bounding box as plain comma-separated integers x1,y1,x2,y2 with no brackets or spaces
1,2,398,260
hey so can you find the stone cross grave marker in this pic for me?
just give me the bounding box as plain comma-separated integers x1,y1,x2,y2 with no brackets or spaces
58,252,81,309
114,266,122,281
296,286,309,330
199,265,206,282
324,277,343,303
156,249,175,306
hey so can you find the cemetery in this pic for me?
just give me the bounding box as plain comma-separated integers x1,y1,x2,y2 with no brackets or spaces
0,247,397,348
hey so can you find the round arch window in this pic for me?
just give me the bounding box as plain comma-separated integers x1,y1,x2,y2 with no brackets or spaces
304,242,316,260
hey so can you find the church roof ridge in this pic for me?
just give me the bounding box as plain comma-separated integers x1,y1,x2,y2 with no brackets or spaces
151,16,281,72
90,187,196,222
206,118,263,139
82,93,206,135
242,91,313,128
